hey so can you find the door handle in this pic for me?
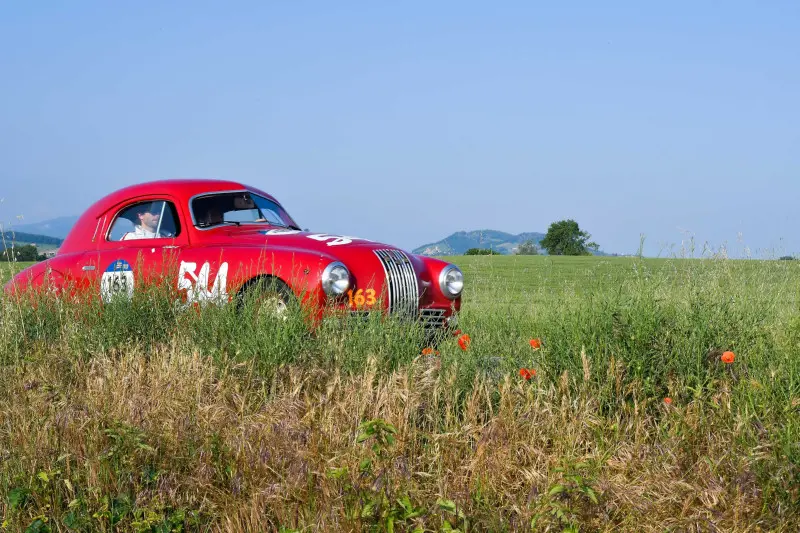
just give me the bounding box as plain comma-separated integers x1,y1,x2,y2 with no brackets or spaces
82,265,96,271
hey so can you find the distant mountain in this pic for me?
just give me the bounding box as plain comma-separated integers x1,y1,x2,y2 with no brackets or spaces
1,231,64,247
7,216,78,240
413,230,547,256
413,229,613,256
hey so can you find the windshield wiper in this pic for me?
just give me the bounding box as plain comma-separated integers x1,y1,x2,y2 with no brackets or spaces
262,222,302,231
196,221,241,228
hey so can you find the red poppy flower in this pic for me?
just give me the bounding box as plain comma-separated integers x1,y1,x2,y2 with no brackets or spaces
421,347,439,356
519,368,532,380
721,351,735,364
529,338,542,350
452,329,463,337
664,397,672,405
458,334,471,351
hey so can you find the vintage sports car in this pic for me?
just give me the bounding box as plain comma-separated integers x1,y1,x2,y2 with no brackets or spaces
5,179,462,334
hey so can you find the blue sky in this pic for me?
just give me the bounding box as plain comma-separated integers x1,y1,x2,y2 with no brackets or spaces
1,1,798,257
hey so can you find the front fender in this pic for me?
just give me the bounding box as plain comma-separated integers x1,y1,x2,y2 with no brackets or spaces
177,246,342,313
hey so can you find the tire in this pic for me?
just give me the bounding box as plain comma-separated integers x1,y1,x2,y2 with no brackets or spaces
237,276,296,321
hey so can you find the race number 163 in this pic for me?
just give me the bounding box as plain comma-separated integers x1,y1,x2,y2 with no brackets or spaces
347,288,376,308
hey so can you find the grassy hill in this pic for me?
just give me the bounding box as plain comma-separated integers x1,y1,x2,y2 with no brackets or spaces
413,229,546,256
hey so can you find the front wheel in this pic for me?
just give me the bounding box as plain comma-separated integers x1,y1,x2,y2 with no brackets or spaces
237,276,296,322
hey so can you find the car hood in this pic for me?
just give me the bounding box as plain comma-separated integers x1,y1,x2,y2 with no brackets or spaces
206,227,413,257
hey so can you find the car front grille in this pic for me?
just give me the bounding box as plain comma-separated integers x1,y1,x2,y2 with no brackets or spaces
374,249,419,318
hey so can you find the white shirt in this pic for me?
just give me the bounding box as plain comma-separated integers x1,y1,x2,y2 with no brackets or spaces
121,225,172,240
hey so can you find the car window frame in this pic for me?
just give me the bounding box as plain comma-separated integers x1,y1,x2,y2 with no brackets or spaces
100,195,189,247
188,189,295,230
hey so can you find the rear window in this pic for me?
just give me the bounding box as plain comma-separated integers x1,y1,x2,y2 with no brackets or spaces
191,191,295,229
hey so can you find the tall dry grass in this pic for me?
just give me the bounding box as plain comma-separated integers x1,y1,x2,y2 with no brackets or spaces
1,255,799,531
1,345,792,531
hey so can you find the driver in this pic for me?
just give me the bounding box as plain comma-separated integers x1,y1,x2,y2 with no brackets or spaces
121,202,173,240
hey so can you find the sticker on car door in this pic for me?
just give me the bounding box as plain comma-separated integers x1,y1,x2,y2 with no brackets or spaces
101,259,135,302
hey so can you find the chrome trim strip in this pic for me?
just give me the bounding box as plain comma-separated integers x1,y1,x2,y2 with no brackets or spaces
408,255,420,316
376,250,395,312
386,251,402,314
403,251,420,315
380,250,401,314
400,252,416,316
384,251,402,314
393,252,407,314
82,265,95,271
91,217,101,242
373,251,393,312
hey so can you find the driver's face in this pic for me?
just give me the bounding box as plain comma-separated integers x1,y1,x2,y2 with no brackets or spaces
138,211,160,231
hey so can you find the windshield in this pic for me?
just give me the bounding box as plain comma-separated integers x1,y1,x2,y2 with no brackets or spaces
191,191,298,229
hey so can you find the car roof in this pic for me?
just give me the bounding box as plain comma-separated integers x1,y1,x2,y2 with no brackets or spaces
101,178,252,204
86,178,283,213
58,178,283,253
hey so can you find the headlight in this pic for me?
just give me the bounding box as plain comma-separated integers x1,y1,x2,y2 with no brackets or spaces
439,264,463,299
321,261,350,295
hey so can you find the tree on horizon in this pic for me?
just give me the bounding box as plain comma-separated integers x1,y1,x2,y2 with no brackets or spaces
539,219,598,256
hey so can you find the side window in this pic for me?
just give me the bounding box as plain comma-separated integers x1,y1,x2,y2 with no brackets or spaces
107,200,181,241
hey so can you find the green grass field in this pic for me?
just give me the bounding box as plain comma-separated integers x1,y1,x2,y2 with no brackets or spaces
451,253,800,304
0,261,34,284
1,255,799,531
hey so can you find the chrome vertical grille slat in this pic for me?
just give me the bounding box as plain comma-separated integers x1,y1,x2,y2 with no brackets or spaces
390,255,402,312
377,250,398,312
377,250,399,313
393,250,412,316
374,249,419,318
397,249,419,317
373,250,395,312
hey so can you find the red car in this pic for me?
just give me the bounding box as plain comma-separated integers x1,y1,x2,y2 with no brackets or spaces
5,179,462,334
